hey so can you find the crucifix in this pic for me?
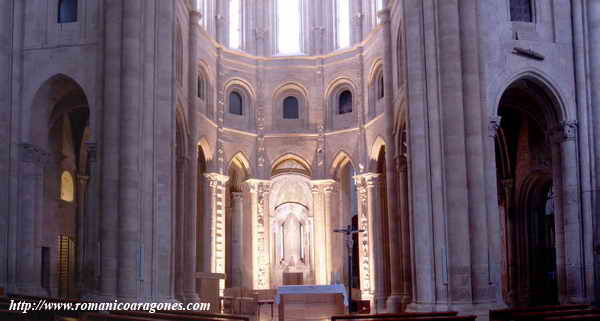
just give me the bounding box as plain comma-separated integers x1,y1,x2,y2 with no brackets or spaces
334,224,365,313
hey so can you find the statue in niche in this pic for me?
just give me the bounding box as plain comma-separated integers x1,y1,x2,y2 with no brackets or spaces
279,213,305,270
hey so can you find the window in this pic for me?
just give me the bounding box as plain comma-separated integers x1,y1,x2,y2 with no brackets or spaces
510,0,533,22
58,0,77,23
198,75,205,100
378,75,384,99
277,0,302,54
60,171,74,202
283,96,299,119
229,0,242,49
196,0,209,28
339,90,353,114
376,0,384,24
336,0,351,49
229,91,243,115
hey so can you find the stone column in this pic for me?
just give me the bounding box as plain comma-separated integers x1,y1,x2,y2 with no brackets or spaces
354,176,372,301
76,174,89,292
380,5,402,312
83,143,100,295
365,174,386,312
323,181,337,285
230,192,244,287
182,9,202,304
585,0,600,306
15,143,49,295
311,184,328,284
554,121,586,303
205,173,229,293
117,0,143,300
174,156,187,300
395,155,412,306
244,179,271,290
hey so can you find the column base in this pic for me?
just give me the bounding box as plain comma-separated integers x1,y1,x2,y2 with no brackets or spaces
374,295,387,313
386,294,410,313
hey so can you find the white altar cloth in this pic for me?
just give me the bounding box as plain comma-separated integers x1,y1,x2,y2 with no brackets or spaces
275,284,348,306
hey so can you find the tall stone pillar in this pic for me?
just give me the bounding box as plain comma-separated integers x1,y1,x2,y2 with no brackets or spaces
364,174,386,312
174,156,187,300
76,174,89,291
585,0,600,306
323,181,337,284
83,143,100,295
554,121,586,303
117,0,143,300
380,5,401,312
230,192,244,287
15,143,49,295
205,173,229,293
311,183,328,284
182,9,202,303
395,154,412,306
244,179,271,290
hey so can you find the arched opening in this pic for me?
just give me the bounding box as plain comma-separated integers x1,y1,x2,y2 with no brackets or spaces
229,91,243,115
339,90,353,114
495,78,562,306
337,159,360,290
283,96,300,119
29,75,91,298
58,0,77,23
225,155,249,289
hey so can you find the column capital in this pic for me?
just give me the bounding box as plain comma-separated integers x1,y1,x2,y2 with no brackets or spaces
488,116,502,138
551,120,578,144
311,179,337,193
204,172,229,188
19,143,50,165
377,8,391,24
242,178,271,193
353,173,381,187
190,10,202,23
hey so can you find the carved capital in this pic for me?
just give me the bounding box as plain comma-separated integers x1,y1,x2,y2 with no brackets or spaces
377,8,391,24
205,172,229,189
19,143,50,165
557,120,578,142
488,116,502,138
363,173,381,188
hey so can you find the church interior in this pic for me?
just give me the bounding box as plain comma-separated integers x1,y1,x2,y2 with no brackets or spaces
1,0,600,320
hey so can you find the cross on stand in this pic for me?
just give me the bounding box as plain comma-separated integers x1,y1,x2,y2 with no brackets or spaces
334,224,365,313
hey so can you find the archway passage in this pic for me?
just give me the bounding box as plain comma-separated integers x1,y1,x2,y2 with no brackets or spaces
30,75,91,298
495,79,560,306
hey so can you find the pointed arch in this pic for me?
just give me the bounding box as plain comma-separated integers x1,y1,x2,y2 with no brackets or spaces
330,150,355,179
228,151,251,177
197,136,213,162
271,153,311,177
369,136,386,172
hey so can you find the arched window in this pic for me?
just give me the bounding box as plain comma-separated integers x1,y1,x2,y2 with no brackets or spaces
378,75,384,99
375,0,384,24
198,75,205,100
277,0,302,54
283,96,299,119
229,91,243,115
58,0,77,23
335,0,350,49
510,0,533,22
229,0,242,49
339,90,353,114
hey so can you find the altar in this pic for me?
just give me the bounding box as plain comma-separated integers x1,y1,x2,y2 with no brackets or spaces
276,284,348,321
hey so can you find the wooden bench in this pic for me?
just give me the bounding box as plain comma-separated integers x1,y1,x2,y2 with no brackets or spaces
113,310,235,321
331,311,459,320
336,316,477,321
155,309,249,321
0,309,29,321
490,304,591,321
544,314,600,321
82,313,163,321
511,309,600,321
